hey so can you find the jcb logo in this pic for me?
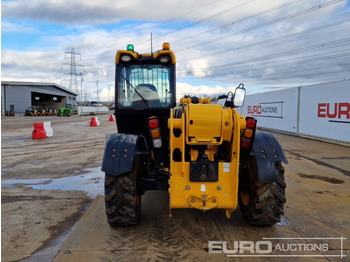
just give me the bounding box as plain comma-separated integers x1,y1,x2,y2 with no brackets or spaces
317,103,350,119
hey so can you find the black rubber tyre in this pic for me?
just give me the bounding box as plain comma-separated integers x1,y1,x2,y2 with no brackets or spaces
238,156,286,226
104,160,141,227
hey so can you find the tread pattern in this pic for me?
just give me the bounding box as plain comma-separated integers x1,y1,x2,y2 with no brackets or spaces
239,159,286,226
104,161,141,227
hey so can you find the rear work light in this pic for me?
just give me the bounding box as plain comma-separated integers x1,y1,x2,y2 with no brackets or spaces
159,56,170,63
121,55,131,62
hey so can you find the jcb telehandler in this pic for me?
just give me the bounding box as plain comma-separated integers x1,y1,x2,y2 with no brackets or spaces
102,43,287,226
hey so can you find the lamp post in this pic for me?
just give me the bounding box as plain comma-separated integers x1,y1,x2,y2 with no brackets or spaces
80,73,83,115
96,80,99,115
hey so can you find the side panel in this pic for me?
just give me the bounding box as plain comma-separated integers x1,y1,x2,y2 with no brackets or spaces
252,132,288,183
241,87,299,134
101,133,138,176
299,80,350,143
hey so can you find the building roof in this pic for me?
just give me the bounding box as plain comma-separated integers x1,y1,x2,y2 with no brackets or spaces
1,81,77,96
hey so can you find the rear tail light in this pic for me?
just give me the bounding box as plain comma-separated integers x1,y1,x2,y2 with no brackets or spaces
151,129,160,139
153,139,162,148
244,129,254,138
246,118,256,128
149,119,158,128
148,117,162,148
241,117,256,149
241,138,251,148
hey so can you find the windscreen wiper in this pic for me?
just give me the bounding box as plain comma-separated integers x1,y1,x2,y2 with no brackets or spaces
120,73,147,103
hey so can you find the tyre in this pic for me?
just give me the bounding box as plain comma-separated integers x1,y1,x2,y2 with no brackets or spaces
104,160,141,227
238,156,286,226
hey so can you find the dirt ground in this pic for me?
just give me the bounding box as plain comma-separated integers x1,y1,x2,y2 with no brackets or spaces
1,115,350,261
1,115,117,261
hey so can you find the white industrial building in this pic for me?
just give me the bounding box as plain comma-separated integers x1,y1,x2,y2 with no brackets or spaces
1,81,77,116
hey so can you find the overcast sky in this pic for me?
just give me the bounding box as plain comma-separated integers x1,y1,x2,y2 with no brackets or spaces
1,0,350,101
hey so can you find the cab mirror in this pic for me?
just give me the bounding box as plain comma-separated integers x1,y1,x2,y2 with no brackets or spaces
233,83,246,107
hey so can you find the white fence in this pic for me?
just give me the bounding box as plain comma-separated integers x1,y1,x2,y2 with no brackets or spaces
77,106,110,115
240,80,350,144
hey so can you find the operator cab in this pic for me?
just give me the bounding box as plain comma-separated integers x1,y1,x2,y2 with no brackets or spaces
114,43,176,167
116,43,176,111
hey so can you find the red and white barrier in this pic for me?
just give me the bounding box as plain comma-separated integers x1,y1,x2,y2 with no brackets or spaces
90,116,100,126
44,122,53,137
32,123,47,139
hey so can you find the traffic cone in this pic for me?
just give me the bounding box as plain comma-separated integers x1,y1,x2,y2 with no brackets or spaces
109,114,115,122
32,122,47,139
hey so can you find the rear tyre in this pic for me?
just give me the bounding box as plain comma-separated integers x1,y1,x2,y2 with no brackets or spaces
238,156,286,226
104,160,141,227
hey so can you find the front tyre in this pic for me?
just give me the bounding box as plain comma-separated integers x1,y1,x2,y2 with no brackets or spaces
239,157,286,226
104,160,141,227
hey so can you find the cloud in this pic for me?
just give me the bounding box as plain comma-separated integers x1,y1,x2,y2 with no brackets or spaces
2,0,349,97
4,0,344,26
1,21,38,34
176,82,235,99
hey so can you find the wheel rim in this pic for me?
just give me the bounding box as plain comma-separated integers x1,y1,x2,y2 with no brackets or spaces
240,191,250,206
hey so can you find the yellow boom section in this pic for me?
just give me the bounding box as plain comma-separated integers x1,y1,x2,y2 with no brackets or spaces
168,102,246,218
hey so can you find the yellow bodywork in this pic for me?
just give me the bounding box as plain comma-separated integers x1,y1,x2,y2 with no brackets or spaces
168,100,246,218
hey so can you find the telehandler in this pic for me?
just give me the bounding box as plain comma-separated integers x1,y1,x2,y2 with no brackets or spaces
102,43,287,226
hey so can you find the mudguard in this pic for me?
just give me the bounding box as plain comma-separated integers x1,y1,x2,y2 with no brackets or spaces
101,133,140,176
252,132,288,183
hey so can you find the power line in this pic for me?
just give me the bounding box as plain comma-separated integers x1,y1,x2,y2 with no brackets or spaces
180,18,350,62
200,38,350,72
201,51,350,78
179,0,346,51
159,0,256,38
172,0,302,45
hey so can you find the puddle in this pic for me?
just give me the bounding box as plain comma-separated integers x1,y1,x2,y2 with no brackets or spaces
1,167,104,198
2,166,104,261
5,136,32,140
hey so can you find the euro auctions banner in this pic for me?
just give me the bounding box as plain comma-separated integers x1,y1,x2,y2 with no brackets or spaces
299,80,350,143
241,88,299,134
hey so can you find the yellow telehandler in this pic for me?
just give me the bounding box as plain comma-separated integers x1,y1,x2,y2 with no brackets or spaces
102,43,287,226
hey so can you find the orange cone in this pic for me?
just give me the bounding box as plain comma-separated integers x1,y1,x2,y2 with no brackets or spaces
109,114,115,122
32,122,47,139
